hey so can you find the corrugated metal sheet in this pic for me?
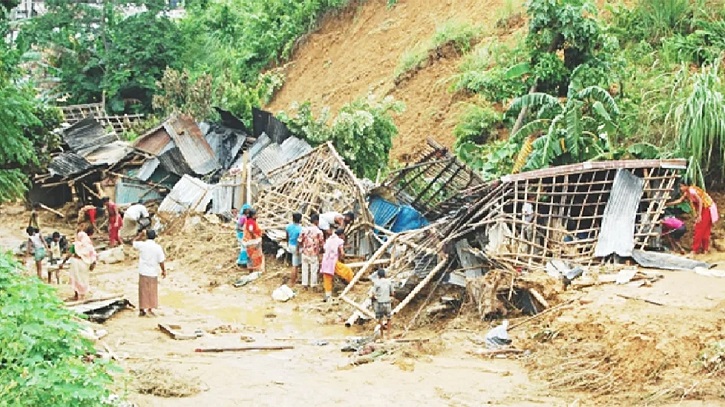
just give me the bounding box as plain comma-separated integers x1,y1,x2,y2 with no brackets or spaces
158,175,213,213
165,115,220,175
157,145,194,176
83,140,132,166
279,136,312,162
48,152,94,177
249,133,272,158
63,117,118,155
114,178,163,205
204,123,247,170
594,169,645,257
210,178,240,214
632,250,710,271
136,158,160,181
253,143,285,175
369,196,400,229
133,125,171,155
252,108,291,143
502,159,688,182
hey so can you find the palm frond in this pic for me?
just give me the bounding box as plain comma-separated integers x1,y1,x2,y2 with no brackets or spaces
566,100,583,158
508,92,560,116
510,118,551,142
576,86,620,117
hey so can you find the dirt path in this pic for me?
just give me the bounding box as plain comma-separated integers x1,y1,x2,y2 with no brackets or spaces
3,204,725,406
0,205,566,406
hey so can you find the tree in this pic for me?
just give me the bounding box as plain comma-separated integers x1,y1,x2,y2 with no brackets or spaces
0,253,118,406
508,82,620,171
279,95,405,179
18,0,183,113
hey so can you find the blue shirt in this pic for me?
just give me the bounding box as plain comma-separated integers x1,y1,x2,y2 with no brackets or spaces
286,223,302,248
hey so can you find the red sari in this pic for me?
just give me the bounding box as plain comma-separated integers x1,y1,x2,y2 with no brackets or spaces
243,218,264,271
107,201,122,246
686,186,718,253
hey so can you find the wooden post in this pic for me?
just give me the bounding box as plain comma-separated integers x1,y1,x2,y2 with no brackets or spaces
340,294,377,320
338,234,398,298
391,257,448,316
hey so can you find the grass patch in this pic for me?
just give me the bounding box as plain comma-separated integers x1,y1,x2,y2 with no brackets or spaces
394,20,483,80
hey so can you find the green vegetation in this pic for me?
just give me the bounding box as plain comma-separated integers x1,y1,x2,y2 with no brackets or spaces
394,20,482,80
449,0,725,187
278,95,405,179
0,253,118,406
453,101,503,148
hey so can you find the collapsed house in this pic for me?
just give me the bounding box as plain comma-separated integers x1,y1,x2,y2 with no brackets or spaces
340,159,688,322
253,142,375,257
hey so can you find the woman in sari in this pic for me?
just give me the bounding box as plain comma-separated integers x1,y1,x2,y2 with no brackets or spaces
243,209,264,272
60,224,98,301
236,204,252,267
669,183,719,254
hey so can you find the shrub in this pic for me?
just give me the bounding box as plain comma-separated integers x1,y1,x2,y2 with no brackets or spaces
0,253,119,406
450,40,531,102
453,102,503,148
278,95,405,179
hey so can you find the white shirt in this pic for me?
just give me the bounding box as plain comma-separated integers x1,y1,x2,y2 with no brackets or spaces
522,203,534,223
319,211,343,231
125,204,149,222
133,240,166,277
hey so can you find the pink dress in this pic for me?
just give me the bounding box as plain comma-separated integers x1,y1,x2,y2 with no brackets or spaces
320,235,343,276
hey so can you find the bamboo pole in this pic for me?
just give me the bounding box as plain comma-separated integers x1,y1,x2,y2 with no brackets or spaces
194,345,294,353
392,257,448,315
338,234,398,298
339,294,377,320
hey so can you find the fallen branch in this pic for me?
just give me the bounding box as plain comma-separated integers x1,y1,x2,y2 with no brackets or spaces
509,297,579,331
194,345,294,353
65,294,124,307
470,348,525,357
39,203,66,218
616,293,664,306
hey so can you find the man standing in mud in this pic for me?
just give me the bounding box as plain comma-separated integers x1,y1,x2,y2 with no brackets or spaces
133,229,166,317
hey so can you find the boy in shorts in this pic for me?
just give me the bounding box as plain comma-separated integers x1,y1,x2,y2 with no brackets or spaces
286,213,303,285
372,269,394,340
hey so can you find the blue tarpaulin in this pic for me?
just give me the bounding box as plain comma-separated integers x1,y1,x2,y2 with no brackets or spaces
391,205,429,233
368,197,400,229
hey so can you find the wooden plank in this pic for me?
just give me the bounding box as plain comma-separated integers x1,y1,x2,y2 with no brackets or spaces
194,345,294,353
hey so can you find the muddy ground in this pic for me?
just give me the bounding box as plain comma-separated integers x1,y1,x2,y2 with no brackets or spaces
2,204,724,407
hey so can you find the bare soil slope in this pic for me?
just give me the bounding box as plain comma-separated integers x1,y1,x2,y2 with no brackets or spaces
266,0,509,162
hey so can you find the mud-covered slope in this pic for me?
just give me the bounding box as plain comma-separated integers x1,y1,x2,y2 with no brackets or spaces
266,0,507,162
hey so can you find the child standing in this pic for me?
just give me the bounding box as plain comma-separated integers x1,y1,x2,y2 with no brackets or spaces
286,213,303,286
371,269,394,340
25,227,48,280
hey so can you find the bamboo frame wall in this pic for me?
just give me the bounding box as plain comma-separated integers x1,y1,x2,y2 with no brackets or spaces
443,160,687,269
339,224,448,319
383,138,484,220
254,142,376,256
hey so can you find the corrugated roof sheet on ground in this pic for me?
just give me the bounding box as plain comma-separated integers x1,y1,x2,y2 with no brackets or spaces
83,140,133,166
63,117,118,155
48,152,94,178
165,115,220,175
158,174,213,213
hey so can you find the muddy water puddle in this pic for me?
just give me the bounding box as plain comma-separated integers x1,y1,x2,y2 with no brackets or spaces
160,290,353,338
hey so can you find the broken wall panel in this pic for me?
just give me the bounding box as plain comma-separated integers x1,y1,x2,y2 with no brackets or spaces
383,138,485,220
254,142,375,256
444,160,686,270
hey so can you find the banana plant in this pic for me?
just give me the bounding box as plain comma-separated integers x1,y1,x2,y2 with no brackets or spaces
507,78,620,171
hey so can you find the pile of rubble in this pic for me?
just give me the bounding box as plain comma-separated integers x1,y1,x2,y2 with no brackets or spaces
35,102,708,330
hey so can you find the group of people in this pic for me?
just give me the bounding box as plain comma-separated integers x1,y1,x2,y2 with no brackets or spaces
24,199,167,317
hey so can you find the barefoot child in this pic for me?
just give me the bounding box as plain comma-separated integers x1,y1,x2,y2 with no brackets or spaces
371,268,394,340
25,227,48,280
